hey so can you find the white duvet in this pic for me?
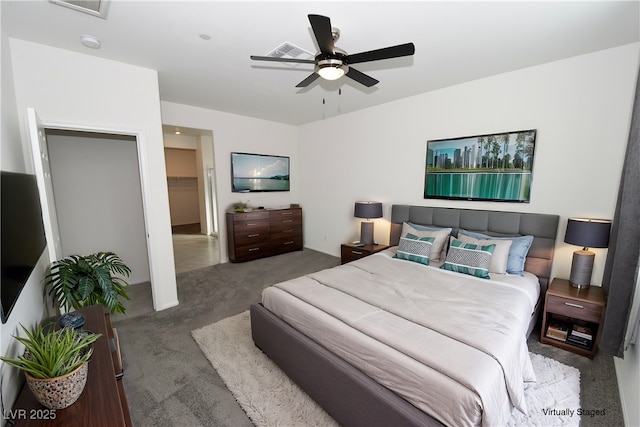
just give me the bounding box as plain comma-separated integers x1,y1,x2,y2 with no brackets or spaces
262,249,538,427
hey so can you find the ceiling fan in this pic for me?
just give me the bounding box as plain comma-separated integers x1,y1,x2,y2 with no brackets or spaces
250,14,415,88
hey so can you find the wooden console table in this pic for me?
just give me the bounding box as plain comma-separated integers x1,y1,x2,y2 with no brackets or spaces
10,305,131,426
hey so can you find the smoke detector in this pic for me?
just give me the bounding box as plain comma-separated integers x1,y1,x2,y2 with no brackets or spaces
80,35,101,49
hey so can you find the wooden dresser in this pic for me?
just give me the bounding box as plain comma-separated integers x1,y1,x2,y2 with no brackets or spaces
11,305,131,426
226,207,303,262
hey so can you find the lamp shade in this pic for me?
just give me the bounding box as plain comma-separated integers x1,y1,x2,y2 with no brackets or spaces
564,218,611,249
354,202,383,219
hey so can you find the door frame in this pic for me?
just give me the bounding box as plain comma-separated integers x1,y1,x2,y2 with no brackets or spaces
27,110,167,310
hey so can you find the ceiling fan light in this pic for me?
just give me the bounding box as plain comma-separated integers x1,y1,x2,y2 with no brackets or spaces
316,60,345,81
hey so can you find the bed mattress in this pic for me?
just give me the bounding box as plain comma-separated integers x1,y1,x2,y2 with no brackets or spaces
261,249,539,427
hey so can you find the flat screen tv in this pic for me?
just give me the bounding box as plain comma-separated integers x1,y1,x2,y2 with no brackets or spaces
231,152,290,193
1,171,47,323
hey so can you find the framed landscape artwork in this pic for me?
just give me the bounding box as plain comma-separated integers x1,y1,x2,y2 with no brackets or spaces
424,129,536,202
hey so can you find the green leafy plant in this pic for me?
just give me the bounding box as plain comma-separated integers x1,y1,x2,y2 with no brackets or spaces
44,252,132,314
232,201,248,212
0,324,101,379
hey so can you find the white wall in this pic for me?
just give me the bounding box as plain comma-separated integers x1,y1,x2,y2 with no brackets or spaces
299,43,640,287
160,101,299,262
0,16,52,416
9,39,178,311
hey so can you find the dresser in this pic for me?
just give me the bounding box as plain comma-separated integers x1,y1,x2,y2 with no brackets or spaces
11,305,131,426
226,207,303,262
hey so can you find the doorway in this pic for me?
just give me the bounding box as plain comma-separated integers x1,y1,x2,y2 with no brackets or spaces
162,125,220,273
45,130,151,284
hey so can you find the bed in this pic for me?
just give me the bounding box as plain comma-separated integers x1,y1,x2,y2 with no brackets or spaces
250,205,559,427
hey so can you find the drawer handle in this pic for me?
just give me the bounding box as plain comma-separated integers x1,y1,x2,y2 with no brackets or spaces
282,219,293,223
283,229,293,233
282,212,293,215
564,302,584,309
351,250,363,255
248,248,260,252
283,241,294,245
248,234,260,238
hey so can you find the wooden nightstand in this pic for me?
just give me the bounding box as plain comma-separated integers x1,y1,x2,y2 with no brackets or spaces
540,278,606,358
341,243,389,264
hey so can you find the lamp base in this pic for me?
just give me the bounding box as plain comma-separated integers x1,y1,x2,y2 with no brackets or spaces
360,221,374,246
569,250,594,290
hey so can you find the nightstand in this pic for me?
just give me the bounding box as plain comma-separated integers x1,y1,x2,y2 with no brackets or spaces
340,243,389,264
540,278,606,358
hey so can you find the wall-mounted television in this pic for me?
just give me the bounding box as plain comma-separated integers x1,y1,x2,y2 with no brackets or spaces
231,152,290,192
1,171,47,323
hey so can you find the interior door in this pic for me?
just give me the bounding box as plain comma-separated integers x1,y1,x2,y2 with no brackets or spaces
27,108,63,262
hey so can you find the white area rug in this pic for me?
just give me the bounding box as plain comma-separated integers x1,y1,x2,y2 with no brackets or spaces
192,311,581,427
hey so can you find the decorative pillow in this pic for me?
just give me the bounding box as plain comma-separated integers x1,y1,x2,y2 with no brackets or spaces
458,229,534,276
393,233,435,265
441,237,495,279
456,233,512,274
401,223,452,262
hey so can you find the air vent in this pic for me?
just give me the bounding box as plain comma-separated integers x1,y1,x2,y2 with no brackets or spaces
50,0,110,19
267,42,314,67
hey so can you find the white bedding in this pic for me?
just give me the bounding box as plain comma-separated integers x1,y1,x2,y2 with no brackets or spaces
262,249,539,427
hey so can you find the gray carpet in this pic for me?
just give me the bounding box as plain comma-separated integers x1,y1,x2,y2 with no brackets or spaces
113,249,625,426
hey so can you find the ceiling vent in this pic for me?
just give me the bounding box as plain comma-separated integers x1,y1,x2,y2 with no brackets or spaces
267,42,314,67
50,0,110,19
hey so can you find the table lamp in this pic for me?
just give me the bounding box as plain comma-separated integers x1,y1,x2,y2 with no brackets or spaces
564,217,611,289
354,201,383,245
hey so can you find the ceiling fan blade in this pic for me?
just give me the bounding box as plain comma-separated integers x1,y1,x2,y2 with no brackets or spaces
250,55,316,64
345,67,379,87
345,42,415,65
308,14,334,55
296,73,320,88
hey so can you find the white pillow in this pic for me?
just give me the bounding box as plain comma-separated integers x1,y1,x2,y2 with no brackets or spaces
400,222,451,262
456,233,512,274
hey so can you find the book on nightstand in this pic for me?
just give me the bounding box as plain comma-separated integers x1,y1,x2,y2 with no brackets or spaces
566,323,594,349
570,324,593,340
546,319,570,341
566,333,593,349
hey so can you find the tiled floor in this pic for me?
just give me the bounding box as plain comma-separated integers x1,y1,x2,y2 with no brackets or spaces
172,229,221,274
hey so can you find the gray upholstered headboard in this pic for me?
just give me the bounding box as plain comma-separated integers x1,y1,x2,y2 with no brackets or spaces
390,205,559,290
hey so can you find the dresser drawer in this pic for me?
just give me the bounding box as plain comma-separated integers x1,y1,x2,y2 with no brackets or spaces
234,243,271,261
232,211,269,222
234,229,270,247
269,208,301,220
270,215,302,229
270,236,303,252
341,246,370,263
233,219,270,233
270,219,302,234
546,294,602,323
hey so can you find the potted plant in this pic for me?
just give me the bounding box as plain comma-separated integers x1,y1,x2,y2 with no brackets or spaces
0,324,101,409
232,201,248,212
44,251,132,315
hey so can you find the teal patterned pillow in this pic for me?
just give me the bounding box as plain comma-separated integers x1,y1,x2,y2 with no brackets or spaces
393,233,435,265
441,237,496,279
